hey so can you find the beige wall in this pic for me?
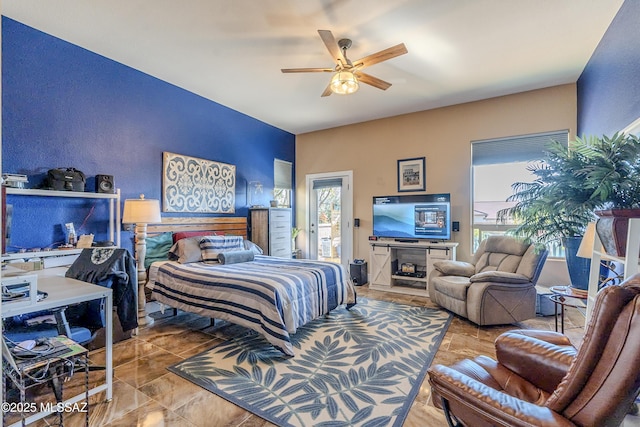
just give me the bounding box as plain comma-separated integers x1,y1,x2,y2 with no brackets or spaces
295,84,576,275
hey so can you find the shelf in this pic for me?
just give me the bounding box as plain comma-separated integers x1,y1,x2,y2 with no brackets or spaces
369,283,429,297
391,274,427,282
6,188,118,199
4,187,121,248
370,240,458,250
2,248,83,261
586,218,640,326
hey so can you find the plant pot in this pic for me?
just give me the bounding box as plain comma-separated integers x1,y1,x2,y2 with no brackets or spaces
563,236,590,290
595,209,640,257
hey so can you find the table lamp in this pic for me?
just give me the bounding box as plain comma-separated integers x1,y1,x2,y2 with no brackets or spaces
576,222,599,259
577,222,619,289
123,194,162,326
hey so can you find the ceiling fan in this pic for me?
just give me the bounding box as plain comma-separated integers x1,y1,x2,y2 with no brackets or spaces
281,30,408,97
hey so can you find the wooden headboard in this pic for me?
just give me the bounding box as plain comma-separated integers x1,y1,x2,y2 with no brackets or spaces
146,217,248,239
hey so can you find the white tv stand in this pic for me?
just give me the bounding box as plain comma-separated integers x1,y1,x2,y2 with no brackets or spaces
369,240,458,297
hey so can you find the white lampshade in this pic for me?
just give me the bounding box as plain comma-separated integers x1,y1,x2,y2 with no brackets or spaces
330,71,359,95
577,222,601,258
122,195,162,224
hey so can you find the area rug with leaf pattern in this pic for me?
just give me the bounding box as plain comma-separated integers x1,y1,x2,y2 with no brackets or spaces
168,297,452,427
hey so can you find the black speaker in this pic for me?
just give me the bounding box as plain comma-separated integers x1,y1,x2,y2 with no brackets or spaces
96,174,115,193
349,261,368,286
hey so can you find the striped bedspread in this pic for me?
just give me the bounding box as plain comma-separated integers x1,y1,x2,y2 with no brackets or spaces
149,256,357,356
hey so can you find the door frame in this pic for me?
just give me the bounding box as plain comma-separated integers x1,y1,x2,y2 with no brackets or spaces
305,171,353,268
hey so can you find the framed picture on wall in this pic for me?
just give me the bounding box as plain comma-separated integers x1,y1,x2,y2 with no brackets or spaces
162,152,236,213
397,157,426,192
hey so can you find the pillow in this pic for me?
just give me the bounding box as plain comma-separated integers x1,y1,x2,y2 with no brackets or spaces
168,236,206,264
200,235,245,263
243,239,264,255
173,230,223,244
218,250,255,265
144,232,174,268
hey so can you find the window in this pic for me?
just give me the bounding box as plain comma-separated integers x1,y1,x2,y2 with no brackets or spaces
471,130,569,256
273,159,293,208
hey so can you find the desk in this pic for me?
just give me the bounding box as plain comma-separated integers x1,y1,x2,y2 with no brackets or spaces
549,286,587,334
2,267,113,426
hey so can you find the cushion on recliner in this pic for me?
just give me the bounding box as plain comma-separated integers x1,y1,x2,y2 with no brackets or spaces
470,271,531,284
516,245,545,279
474,236,530,274
448,355,551,405
433,260,475,277
431,275,471,300
475,252,523,274
484,235,530,256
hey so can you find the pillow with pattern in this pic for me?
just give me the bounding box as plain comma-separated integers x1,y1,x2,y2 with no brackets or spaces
200,235,244,263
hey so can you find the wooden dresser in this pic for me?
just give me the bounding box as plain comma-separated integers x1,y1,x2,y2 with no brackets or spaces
248,208,292,258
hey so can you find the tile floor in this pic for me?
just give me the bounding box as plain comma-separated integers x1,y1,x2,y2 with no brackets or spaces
5,285,638,426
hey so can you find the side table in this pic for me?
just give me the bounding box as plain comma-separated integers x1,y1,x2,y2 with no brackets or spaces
548,286,587,334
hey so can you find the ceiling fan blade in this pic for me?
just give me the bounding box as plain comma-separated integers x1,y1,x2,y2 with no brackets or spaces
353,43,408,69
318,30,347,66
321,83,333,97
355,72,392,90
281,67,334,73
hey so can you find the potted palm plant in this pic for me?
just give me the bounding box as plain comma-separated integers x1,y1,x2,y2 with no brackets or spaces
498,132,640,288
498,138,598,289
572,133,640,257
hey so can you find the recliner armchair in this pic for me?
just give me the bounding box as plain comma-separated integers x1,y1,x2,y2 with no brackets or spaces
428,235,548,325
427,274,640,427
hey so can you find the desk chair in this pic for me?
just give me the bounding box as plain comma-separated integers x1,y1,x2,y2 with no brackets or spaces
3,296,106,346
3,307,94,345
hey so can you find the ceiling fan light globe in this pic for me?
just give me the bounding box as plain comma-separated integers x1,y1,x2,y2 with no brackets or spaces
330,71,359,95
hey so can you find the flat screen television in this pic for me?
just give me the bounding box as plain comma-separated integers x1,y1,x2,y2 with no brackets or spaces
372,193,451,241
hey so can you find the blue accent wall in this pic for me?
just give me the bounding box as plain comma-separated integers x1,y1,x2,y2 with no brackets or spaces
2,17,295,253
577,0,640,136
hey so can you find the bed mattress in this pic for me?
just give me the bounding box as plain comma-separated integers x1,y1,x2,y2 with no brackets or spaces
148,255,356,355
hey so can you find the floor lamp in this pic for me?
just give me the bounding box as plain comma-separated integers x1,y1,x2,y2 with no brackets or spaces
123,194,162,327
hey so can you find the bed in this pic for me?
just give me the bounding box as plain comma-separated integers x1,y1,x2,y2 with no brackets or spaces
143,217,357,356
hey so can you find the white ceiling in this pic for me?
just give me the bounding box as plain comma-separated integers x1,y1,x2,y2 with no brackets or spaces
3,1,625,135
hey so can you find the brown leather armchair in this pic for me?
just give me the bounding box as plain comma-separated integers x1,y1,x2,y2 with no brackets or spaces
427,274,640,427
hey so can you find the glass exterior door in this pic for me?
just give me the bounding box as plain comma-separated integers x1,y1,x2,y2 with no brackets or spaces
312,183,342,263
306,172,352,267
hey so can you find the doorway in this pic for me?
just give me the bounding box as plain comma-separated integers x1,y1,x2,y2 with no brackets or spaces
306,171,353,268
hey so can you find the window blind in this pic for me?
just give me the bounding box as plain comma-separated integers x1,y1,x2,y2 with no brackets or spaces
472,130,569,165
312,178,343,190
274,159,292,189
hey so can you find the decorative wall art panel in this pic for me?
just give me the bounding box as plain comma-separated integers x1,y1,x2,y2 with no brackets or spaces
163,152,236,213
